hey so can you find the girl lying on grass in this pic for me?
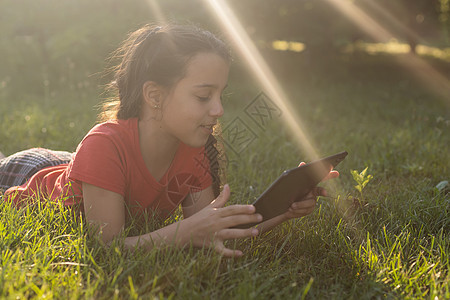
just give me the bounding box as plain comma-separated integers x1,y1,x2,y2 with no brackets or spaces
0,24,338,257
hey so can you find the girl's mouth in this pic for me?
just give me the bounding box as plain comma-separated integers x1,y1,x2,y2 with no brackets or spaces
200,123,215,134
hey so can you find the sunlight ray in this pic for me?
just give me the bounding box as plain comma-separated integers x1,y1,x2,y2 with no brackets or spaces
325,0,450,104
204,0,319,160
359,0,426,46
326,0,392,41
145,0,167,23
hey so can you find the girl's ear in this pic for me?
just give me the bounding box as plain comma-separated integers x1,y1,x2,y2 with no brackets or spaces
142,81,164,108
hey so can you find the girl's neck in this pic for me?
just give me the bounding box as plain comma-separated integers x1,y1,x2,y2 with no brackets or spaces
138,118,180,182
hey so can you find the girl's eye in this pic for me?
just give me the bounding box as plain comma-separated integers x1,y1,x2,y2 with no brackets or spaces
197,96,210,101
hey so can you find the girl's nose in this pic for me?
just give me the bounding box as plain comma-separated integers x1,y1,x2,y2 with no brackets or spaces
210,97,224,118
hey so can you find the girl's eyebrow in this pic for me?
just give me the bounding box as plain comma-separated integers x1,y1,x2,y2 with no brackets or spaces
193,83,228,90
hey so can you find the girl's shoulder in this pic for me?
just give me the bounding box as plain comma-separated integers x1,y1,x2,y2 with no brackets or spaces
76,118,139,152
88,118,137,137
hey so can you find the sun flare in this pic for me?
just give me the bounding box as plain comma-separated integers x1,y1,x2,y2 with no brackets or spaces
204,0,320,161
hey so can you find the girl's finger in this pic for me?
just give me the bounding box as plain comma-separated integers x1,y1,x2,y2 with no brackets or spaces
216,214,261,231
210,184,230,208
288,206,315,216
323,170,339,181
214,242,243,258
218,204,256,217
289,202,316,212
311,186,327,197
291,198,316,210
220,211,262,226
217,227,259,240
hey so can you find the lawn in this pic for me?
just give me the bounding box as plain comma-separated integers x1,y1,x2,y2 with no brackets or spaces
0,50,449,299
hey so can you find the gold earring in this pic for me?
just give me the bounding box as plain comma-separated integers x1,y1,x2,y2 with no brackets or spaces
153,104,160,109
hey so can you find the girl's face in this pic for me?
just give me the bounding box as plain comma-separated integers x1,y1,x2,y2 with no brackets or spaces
159,52,229,148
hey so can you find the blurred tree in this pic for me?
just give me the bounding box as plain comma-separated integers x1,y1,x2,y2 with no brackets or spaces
216,0,362,60
1,0,449,102
0,0,151,98
356,0,444,53
222,0,449,55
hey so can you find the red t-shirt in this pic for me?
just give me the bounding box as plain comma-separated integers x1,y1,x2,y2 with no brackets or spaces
6,118,212,219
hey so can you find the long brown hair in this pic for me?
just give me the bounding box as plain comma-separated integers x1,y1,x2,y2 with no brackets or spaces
100,24,230,197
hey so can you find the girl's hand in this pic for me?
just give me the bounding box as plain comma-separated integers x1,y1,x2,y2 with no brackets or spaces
283,162,339,220
180,184,261,257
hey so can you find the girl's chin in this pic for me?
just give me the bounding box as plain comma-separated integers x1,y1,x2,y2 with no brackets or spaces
182,135,210,149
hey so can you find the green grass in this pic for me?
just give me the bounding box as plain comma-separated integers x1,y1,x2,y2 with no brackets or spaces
1,52,449,299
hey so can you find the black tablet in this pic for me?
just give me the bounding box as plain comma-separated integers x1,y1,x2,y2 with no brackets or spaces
235,151,348,229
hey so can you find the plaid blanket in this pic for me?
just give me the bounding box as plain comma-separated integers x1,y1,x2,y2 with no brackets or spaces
0,148,73,191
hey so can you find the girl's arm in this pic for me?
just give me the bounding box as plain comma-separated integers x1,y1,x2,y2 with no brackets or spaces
82,183,261,257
